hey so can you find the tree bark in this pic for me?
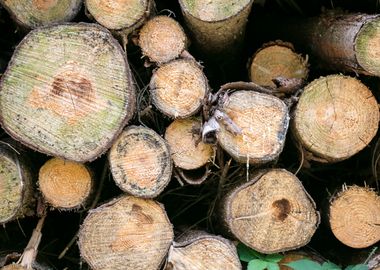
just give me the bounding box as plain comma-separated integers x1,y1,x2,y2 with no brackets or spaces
109,125,172,198
0,23,136,162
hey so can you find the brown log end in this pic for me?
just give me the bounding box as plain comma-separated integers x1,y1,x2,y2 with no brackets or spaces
329,185,380,248
109,126,172,198
1,264,28,270
222,169,320,254
293,75,379,163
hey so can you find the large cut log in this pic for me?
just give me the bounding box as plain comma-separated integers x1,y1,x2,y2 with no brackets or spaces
0,0,82,29
109,126,172,198
0,23,135,162
0,142,35,224
292,75,379,163
329,185,380,248
221,169,320,254
38,157,93,210
166,231,241,270
78,195,174,270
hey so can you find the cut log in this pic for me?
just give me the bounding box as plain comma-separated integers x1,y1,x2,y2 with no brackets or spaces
0,0,82,29
249,41,308,88
221,169,320,254
150,59,208,118
166,231,241,270
109,125,172,198
178,0,254,56
78,195,174,270
329,185,380,248
0,23,135,162
292,75,379,163
165,119,214,170
138,16,187,64
38,157,93,209
217,90,289,164
0,142,35,224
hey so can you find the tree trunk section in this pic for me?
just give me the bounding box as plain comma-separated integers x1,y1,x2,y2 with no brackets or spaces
109,125,172,198
166,231,241,270
150,59,208,118
38,157,93,210
0,0,82,29
221,169,320,254
329,185,380,248
0,23,136,162
292,75,379,163
78,195,174,270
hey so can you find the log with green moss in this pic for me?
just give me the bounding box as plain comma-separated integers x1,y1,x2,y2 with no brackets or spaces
0,23,135,162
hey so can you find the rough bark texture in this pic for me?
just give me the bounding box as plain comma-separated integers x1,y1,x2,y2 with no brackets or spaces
292,75,379,163
329,185,380,248
38,157,93,210
150,59,208,118
138,16,188,64
221,169,320,254
166,231,241,270
0,142,35,224
0,23,136,162
0,0,82,29
178,0,254,56
109,125,172,198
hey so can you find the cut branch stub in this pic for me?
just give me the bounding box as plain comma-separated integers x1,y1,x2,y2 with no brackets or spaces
138,16,187,64
78,195,174,270
109,126,172,198
0,23,135,162
217,90,289,164
167,231,241,270
249,41,308,88
178,0,253,56
150,59,208,118
292,75,379,163
222,169,320,254
329,186,380,248
165,119,214,170
38,157,93,210
0,143,35,224
0,0,82,29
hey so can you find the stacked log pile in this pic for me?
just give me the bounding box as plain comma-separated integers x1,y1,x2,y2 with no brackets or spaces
0,0,380,270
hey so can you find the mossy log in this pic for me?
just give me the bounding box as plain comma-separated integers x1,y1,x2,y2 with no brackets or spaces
150,59,208,118
329,185,380,248
221,169,320,254
0,0,82,29
0,142,35,224
38,157,93,210
249,41,308,88
78,195,174,270
178,0,254,57
0,23,135,162
292,75,379,163
109,126,172,198
166,231,241,270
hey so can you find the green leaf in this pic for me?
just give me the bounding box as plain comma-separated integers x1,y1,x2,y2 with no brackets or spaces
345,265,368,270
265,253,284,263
248,259,267,270
286,259,323,270
267,262,281,270
237,243,264,262
322,261,341,270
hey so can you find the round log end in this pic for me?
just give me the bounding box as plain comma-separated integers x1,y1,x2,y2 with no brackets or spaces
38,157,93,209
218,90,289,164
150,59,208,118
1,264,28,270
109,126,172,198
165,119,214,170
293,75,379,162
249,42,308,87
78,195,174,270
329,185,380,248
138,16,187,64
223,169,320,254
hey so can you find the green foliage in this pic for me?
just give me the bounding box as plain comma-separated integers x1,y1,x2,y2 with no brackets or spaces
286,259,368,270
